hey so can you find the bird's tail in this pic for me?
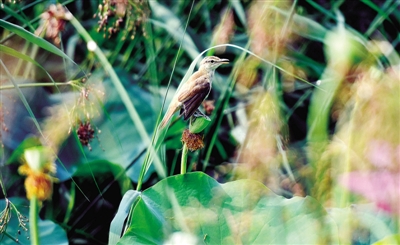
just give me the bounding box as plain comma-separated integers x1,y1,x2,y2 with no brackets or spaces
158,106,177,129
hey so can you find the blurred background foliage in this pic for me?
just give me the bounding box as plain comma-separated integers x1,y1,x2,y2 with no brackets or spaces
0,0,399,244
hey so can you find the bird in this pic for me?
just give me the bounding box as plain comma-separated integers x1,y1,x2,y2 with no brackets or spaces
159,56,229,129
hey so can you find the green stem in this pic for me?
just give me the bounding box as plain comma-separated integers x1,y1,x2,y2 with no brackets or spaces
0,82,70,90
24,44,39,78
181,143,188,174
307,71,341,143
29,196,40,245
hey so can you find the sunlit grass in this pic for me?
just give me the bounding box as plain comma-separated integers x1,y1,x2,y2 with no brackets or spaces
0,0,399,244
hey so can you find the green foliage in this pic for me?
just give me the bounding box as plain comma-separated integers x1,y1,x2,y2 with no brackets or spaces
189,115,211,134
119,172,336,244
374,234,400,245
6,137,42,164
0,0,399,244
329,207,396,244
109,190,140,245
71,160,132,196
71,71,159,183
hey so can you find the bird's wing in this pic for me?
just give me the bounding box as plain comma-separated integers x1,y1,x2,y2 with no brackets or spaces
178,76,211,120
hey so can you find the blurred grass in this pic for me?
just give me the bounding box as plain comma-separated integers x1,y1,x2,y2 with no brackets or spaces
0,0,399,244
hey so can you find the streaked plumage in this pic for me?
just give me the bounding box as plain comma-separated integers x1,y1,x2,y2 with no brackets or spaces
159,56,229,129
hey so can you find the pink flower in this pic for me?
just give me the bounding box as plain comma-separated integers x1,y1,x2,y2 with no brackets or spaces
367,140,398,168
339,171,400,214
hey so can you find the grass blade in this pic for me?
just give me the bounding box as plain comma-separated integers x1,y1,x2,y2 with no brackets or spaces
0,44,57,83
229,0,247,28
149,1,199,60
0,19,81,72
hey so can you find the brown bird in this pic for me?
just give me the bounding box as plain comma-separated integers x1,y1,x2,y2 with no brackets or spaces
159,56,229,129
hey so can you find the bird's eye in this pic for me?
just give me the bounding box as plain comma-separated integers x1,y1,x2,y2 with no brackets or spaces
210,60,215,63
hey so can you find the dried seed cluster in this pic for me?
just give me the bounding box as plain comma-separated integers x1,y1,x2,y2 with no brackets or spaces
181,129,204,152
66,75,104,151
35,4,72,46
202,100,215,116
77,121,95,150
0,199,29,240
94,0,150,39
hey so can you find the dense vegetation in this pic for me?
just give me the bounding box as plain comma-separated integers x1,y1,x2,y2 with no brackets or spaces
0,0,399,244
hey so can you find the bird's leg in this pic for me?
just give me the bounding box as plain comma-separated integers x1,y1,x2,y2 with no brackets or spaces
180,107,210,121
193,109,210,120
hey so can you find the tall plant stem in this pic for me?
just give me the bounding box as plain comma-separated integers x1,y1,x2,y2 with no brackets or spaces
181,143,188,174
29,196,40,245
0,82,70,90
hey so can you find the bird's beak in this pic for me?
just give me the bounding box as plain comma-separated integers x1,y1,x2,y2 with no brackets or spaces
219,58,229,64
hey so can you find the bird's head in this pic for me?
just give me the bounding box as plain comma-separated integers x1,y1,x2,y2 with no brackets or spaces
199,56,229,71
